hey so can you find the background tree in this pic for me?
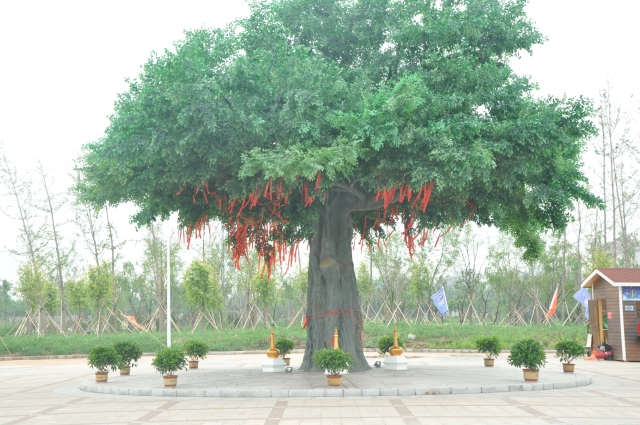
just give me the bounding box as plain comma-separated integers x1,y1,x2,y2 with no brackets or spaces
182,260,223,328
76,0,601,370
37,162,73,332
356,260,374,315
66,278,90,332
16,262,58,336
87,261,114,336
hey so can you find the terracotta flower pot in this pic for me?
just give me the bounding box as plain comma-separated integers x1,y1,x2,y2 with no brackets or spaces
522,369,539,382
327,375,342,386
120,366,131,375
95,371,109,382
562,363,575,373
483,358,495,367
188,360,199,369
163,375,178,387
283,358,291,366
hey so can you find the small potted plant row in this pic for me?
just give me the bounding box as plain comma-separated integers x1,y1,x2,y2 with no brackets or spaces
183,340,209,369
554,339,585,373
275,338,295,365
507,339,547,382
87,346,122,382
474,336,502,367
113,341,144,375
88,341,145,382
312,348,352,386
152,346,189,387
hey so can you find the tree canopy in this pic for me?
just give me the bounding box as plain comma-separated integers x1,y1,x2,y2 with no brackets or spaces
78,0,599,275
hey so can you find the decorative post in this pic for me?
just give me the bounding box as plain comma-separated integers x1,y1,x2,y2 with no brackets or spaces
262,329,286,372
384,327,408,370
389,327,403,356
333,327,339,350
266,330,280,358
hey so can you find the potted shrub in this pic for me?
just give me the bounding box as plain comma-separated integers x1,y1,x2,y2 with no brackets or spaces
554,339,585,373
151,346,188,386
474,336,502,367
183,340,209,369
377,335,406,357
507,339,547,382
87,345,122,382
275,338,295,365
312,348,353,386
113,341,143,375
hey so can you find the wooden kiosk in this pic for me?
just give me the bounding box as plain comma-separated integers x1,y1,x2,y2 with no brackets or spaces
580,268,640,361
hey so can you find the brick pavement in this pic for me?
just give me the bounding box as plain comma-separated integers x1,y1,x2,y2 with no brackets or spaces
1,354,639,424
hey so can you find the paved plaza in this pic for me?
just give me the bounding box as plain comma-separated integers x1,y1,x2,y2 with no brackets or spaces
1,352,639,424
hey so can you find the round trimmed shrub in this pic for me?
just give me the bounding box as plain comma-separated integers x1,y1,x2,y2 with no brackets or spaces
113,341,143,368
152,346,188,376
88,345,122,373
275,338,295,358
507,339,547,371
183,340,209,361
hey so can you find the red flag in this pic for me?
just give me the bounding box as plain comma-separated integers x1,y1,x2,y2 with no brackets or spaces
545,286,559,318
122,314,147,331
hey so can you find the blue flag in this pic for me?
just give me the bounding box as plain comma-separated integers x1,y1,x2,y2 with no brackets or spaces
431,287,449,317
573,288,591,319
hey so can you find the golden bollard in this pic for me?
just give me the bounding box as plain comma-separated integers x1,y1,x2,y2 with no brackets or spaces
266,329,280,359
389,327,403,356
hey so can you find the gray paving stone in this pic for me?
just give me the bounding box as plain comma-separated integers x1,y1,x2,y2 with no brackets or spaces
450,387,467,394
221,390,238,397
521,384,533,391
569,381,576,388
466,386,482,394
205,389,221,397
272,390,289,398
509,385,522,391
138,389,152,396
432,387,451,395
361,388,380,396
343,389,362,397
117,387,129,395
481,386,497,393
176,389,191,397
380,388,398,396
543,383,554,390
151,389,164,397
415,387,433,395
288,389,307,397
109,387,119,395
190,390,206,397
398,388,415,396
532,383,544,391
255,390,273,397
238,390,258,397
495,385,510,392
553,382,564,389
162,389,177,396
306,389,324,397
324,389,343,397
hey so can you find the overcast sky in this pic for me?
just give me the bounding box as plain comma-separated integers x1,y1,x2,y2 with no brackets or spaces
0,0,638,282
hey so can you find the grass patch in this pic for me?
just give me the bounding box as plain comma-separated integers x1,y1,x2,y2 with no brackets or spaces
0,323,587,357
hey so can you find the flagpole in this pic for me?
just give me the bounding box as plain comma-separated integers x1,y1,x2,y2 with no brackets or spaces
449,312,455,342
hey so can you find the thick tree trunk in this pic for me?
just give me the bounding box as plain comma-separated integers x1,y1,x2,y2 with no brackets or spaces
300,192,370,372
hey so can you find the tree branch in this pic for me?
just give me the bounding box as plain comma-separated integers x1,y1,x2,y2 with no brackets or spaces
222,96,234,111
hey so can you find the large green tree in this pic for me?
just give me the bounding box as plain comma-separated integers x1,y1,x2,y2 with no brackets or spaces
77,0,599,371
